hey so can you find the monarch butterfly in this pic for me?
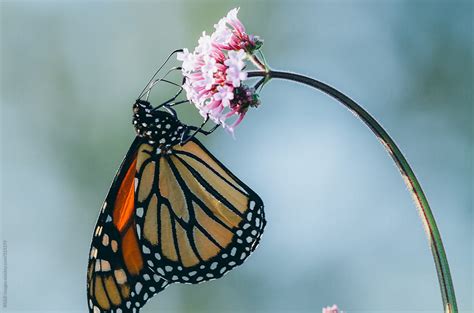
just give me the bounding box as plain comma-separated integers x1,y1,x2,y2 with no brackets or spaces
87,77,266,312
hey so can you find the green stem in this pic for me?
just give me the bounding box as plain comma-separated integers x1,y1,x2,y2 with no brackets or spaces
247,69,458,313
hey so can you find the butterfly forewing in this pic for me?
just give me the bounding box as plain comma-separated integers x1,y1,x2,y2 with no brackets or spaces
134,138,266,284
87,138,169,313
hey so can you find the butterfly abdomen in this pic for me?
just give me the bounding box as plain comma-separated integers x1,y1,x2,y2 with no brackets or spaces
133,100,185,147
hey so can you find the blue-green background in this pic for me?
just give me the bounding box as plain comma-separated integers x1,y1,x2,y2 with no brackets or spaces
1,1,472,312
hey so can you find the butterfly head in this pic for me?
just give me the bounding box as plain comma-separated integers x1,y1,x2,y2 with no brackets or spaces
133,100,187,148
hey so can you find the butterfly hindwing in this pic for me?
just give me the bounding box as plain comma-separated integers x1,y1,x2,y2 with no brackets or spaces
87,138,169,313
134,137,266,284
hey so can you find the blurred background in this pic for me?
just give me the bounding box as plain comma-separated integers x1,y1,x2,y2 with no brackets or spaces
1,1,472,312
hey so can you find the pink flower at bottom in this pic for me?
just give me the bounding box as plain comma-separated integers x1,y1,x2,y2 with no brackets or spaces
322,304,344,313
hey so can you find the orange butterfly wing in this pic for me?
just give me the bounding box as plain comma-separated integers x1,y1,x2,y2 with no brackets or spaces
87,138,168,313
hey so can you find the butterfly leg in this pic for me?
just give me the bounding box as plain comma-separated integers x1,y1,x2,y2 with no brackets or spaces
159,76,187,107
148,71,184,96
155,90,188,119
180,116,209,144
195,123,220,135
151,77,187,114
180,116,220,145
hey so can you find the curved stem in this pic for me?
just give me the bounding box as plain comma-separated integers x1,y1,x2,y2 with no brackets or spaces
247,70,458,313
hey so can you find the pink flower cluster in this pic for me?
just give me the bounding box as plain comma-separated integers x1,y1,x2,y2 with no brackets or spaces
177,8,262,133
322,304,344,313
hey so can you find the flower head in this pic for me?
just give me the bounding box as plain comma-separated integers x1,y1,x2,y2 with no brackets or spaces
177,7,263,133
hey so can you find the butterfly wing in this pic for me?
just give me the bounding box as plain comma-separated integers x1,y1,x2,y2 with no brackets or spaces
135,137,266,284
87,137,169,313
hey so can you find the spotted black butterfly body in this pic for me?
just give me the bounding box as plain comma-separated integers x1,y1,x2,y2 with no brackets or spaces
87,100,266,312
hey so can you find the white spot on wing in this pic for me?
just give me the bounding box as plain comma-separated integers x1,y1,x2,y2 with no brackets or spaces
102,234,109,246
135,282,143,294
249,201,255,210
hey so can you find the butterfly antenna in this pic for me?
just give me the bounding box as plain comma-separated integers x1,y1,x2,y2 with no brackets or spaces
147,66,183,93
137,49,184,100
144,66,183,104
142,67,183,102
